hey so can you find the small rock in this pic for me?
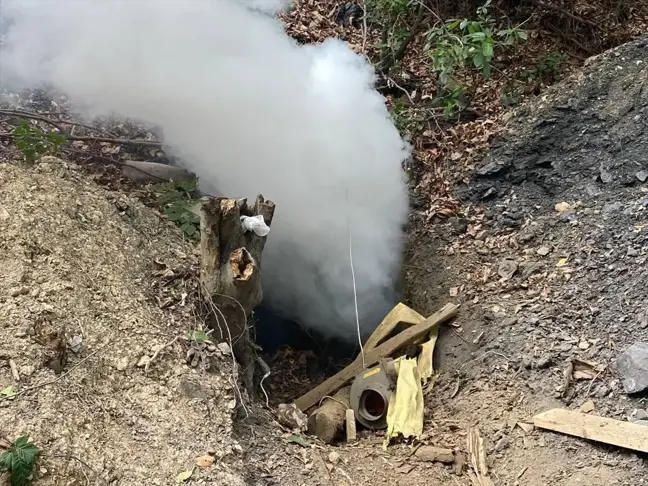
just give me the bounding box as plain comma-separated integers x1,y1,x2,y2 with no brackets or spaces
536,246,551,256
516,422,534,434
137,355,151,368
9,287,28,298
116,357,129,371
328,451,340,465
578,341,591,350
494,436,510,451
627,247,639,257
481,187,498,200
602,202,623,213
617,342,648,394
634,419,648,426
498,258,518,279
632,409,648,421
276,403,308,432
217,342,231,355
68,334,84,354
535,354,554,369
415,446,454,463
636,170,648,182
580,400,596,413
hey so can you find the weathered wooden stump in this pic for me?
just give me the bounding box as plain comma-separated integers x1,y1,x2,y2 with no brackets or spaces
199,194,275,394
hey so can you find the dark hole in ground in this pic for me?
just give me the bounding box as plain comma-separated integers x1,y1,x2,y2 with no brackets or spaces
253,304,359,404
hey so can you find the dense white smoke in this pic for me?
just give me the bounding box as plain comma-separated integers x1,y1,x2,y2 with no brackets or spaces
0,0,409,340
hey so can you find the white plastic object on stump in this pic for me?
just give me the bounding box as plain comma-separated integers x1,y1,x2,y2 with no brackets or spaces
240,215,270,237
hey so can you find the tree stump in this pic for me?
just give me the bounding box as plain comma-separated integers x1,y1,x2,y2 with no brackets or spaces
199,194,275,394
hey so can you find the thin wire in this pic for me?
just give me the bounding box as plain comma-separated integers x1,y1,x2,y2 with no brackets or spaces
346,188,365,368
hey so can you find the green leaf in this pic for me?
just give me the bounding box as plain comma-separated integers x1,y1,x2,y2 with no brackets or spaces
175,468,193,483
468,31,486,41
5,435,39,486
0,451,11,472
286,434,310,447
1,386,17,399
482,41,493,58
517,30,528,40
473,52,484,68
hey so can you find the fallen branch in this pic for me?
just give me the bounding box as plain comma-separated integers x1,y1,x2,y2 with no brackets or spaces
0,132,162,147
0,108,118,138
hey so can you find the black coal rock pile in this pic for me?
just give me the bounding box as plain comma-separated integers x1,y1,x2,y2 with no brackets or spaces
442,35,648,416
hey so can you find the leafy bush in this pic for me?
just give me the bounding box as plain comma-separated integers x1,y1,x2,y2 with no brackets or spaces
527,52,567,82
152,177,201,238
0,435,39,486
425,1,526,83
13,119,66,164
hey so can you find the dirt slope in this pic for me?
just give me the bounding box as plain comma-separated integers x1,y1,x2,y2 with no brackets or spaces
0,156,245,485
401,34,648,485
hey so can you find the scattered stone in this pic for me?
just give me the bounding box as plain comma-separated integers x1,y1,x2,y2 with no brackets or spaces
580,400,596,413
636,170,648,182
602,202,623,213
327,451,340,465
116,357,129,371
617,342,648,394
536,246,551,256
68,334,84,354
554,202,573,213
481,187,498,200
535,354,554,369
494,436,510,451
277,403,308,432
9,287,28,298
415,446,454,463
516,422,534,434
217,342,232,355
498,258,518,279
631,409,648,421
137,355,151,368
578,341,591,350
627,247,639,257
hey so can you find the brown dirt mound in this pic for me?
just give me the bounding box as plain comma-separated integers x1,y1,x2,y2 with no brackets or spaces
0,157,245,485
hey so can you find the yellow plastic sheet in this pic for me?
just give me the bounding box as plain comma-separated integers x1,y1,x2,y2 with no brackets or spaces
417,326,439,384
383,358,424,449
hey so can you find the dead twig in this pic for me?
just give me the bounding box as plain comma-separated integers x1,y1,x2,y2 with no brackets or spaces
145,336,180,373
0,132,162,147
46,453,108,486
8,347,104,399
0,108,118,138
201,286,249,417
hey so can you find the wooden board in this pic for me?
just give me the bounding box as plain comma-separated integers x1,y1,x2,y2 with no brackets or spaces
533,408,648,453
294,303,458,412
363,303,425,351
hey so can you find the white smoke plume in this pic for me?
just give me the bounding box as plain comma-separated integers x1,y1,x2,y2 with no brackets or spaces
0,0,409,340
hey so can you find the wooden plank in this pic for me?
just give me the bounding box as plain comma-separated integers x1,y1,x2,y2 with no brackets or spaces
294,303,458,412
345,409,357,442
533,408,648,453
363,303,425,351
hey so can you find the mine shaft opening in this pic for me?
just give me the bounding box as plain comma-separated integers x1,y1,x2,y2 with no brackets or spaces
252,304,361,404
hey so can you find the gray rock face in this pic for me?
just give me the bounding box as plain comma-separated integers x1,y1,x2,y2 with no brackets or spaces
617,343,648,394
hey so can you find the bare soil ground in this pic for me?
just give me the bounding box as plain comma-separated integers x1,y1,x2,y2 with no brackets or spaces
0,155,246,485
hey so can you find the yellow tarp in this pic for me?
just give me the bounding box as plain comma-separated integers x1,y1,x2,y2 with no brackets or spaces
383,358,424,449
417,326,439,384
